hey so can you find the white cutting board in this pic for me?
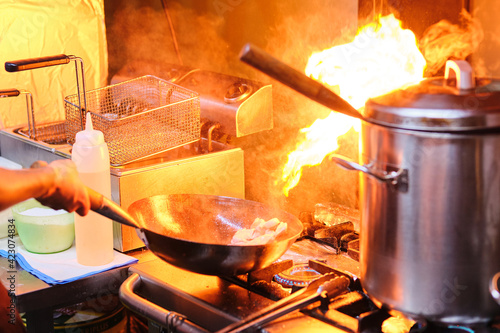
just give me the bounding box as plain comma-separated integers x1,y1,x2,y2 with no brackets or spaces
0,157,22,238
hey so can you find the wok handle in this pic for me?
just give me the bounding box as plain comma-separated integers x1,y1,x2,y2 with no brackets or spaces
30,160,139,227
239,43,363,120
490,272,500,304
329,153,409,192
119,273,210,333
0,89,21,98
5,54,71,72
86,187,140,229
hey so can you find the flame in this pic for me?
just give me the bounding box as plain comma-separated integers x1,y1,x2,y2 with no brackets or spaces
281,14,426,196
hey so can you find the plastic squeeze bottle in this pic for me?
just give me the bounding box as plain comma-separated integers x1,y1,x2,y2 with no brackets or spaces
72,112,114,266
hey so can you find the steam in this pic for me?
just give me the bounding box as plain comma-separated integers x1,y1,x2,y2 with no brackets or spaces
420,9,484,77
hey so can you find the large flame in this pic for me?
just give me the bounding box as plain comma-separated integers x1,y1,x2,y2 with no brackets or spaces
281,14,426,196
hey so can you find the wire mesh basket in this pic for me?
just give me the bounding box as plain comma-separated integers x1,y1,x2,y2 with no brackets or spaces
17,121,67,145
64,75,201,166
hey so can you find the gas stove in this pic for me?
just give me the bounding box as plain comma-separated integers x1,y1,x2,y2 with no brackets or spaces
121,245,381,333
119,209,500,333
120,209,391,333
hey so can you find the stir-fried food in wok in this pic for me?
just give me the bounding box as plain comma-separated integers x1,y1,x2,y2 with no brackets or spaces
231,217,288,245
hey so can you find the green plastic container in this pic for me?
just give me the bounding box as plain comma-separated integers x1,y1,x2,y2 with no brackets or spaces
12,199,75,254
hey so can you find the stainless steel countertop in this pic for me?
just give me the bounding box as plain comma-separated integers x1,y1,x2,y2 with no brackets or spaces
0,248,155,332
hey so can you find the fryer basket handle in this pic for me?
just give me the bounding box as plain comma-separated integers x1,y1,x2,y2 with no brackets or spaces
5,54,87,131
0,89,37,139
119,273,209,333
5,54,71,72
0,89,20,97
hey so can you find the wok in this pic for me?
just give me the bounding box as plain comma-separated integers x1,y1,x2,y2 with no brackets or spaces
88,190,303,276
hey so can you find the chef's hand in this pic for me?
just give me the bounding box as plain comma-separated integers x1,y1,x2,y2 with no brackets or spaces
32,160,90,216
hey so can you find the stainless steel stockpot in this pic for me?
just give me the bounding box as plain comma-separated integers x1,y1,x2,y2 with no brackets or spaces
337,61,500,325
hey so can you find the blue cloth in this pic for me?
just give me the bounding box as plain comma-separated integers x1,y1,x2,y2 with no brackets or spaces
0,236,137,285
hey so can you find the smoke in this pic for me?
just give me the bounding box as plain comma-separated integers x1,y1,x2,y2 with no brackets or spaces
106,1,233,79
236,1,360,214
105,0,360,214
419,9,484,77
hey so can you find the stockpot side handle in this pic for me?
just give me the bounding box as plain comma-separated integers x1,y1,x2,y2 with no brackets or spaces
490,272,500,304
5,54,71,72
329,154,408,191
119,273,210,333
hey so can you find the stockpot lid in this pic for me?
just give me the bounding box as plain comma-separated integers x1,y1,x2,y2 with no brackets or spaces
363,60,500,132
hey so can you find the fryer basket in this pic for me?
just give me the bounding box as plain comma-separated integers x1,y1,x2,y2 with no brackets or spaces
17,121,67,145
64,75,201,166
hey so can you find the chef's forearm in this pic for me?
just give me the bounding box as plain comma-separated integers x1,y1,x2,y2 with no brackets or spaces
0,166,57,211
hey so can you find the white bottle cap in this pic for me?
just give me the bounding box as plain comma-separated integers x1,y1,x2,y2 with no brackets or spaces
75,112,104,146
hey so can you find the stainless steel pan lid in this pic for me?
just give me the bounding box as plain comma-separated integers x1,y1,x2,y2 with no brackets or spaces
363,60,500,131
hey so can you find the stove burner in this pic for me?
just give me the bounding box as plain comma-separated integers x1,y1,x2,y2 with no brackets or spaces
274,263,322,288
447,326,476,333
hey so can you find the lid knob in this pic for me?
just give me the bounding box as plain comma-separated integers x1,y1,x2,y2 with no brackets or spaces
445,60,475,90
